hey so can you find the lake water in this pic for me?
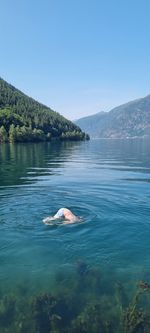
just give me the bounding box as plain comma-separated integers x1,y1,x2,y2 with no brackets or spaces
0,139,150,332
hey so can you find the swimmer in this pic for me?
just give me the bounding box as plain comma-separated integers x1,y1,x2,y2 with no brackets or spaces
43,208,80,225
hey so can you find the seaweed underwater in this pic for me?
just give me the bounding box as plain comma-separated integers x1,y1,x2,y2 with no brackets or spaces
1,263,150,333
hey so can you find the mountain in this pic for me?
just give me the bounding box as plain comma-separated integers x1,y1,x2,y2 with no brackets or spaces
75,95,150,138
0,78,89,142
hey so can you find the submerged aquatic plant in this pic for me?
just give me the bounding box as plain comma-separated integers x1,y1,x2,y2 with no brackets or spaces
123,281,150,333
139,281,150,291
1,269,150,333
70,302,113,333
0,294,16,327
33,293,60,333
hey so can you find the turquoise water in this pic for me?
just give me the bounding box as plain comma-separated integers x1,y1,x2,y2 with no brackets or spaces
1,139,150,332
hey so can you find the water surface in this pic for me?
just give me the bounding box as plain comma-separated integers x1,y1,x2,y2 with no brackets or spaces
0,139,150,332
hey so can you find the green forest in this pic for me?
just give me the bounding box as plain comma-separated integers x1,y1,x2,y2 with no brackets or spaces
0,78,89,143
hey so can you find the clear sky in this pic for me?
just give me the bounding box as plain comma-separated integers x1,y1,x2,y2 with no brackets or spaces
1,0,150,120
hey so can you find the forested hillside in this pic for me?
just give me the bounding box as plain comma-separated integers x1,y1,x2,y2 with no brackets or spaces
0,78,89,142
75,95,150,138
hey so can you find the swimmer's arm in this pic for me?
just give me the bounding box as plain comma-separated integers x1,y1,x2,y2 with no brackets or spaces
48,213,63,220
43,216,59,224
53,214,61,219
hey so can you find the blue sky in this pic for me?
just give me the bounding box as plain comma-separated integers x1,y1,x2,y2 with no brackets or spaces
1,0,150,119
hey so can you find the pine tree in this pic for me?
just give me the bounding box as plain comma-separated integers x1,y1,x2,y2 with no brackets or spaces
9,124,16,142
0,125,8,142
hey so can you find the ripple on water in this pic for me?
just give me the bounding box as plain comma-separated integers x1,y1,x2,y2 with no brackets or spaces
0,140,150,290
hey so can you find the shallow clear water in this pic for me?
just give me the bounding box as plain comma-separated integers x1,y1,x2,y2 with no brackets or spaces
1,139,150,332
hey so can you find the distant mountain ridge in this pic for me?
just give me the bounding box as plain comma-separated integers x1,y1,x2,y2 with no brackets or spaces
0,77,89,142
75,95,150,138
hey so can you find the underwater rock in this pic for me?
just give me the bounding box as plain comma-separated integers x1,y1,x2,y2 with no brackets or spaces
76,259,89,276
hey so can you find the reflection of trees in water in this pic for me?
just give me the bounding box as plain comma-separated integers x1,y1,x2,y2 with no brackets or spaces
0,141,83,186
1,139,150,186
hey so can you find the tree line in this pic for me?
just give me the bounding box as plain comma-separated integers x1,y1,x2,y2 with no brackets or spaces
0,78,90,143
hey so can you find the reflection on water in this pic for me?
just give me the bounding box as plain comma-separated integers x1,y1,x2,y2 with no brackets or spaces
0,141,84,186
0,139,150,332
